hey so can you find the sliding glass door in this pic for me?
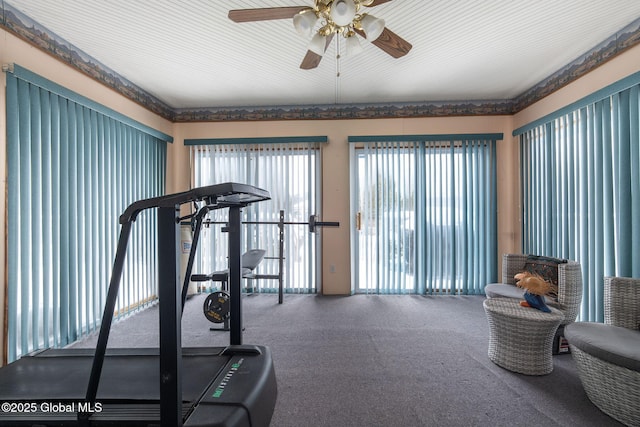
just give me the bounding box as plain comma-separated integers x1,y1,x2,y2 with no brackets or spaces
350,135,499,295
352,142,416,293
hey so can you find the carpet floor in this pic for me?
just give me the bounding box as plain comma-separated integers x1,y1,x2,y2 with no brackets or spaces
73,293,622,427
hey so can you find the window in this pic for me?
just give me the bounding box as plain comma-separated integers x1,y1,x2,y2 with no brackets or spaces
189,138,324,293
516,76,640,321
6,65,168,361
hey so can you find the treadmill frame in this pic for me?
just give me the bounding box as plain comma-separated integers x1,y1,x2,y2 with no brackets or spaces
81,183,270,426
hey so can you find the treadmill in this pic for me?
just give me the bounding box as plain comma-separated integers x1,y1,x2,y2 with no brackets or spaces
0,183,277,427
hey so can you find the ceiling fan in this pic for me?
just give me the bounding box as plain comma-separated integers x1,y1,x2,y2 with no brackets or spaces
228,0,412,69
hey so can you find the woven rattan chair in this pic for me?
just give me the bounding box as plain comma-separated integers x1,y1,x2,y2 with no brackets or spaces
564,277,640,427
485,253,583,326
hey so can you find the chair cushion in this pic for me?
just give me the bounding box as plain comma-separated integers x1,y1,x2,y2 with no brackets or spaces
485,283,560,308
485,283,525,299
564,322,640,372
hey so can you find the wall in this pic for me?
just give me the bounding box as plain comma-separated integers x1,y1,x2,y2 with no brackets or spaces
0,29,173,363
175,116,518,295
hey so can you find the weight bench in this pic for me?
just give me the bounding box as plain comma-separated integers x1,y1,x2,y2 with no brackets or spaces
192,249,266,290
193,249,266,329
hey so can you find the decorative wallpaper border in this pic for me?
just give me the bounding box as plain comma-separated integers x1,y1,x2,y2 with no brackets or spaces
512,17,640,112
2,3,640,123
172,99,516,122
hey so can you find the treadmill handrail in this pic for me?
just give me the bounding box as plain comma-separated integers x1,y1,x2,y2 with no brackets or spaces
85,183,270,422
119,182,270,224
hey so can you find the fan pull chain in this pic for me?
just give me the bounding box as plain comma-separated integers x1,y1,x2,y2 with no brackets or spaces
335,36,341,103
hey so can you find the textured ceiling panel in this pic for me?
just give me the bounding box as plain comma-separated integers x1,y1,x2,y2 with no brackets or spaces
5,0,640,109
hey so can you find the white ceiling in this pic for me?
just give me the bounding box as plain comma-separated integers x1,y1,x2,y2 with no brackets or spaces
5,0,640,111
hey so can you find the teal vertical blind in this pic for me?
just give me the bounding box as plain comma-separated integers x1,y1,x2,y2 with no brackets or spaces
518,84,640,322
189,139,323,293
6,67,168,362
349,135,499,294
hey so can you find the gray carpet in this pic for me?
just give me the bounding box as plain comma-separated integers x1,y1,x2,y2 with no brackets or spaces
73,293,622,427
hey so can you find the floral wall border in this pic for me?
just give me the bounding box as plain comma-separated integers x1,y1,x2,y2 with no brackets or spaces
172,99,516,122
512,17,640,112
2,3,640,123
1,4,175,120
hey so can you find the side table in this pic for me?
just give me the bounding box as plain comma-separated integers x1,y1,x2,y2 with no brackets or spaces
483,298,564,375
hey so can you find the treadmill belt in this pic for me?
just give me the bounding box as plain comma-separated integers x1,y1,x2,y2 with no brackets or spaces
0,345,277,426
0,347,246,426
0,347,228,402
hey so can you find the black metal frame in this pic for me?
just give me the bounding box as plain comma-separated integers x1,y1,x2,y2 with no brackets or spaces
202,210,339,304
227,206,243,346
83,183,270,427
158,205,183,426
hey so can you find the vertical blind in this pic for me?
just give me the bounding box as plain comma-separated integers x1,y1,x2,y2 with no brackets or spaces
189,138,323,293
6,65,168,362
517,77,640,322
349,135,499,294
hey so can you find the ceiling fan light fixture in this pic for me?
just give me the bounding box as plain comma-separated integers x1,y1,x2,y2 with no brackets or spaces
229,2,412,70
293,9,318,38
330,0,357,27
308,32,326,56
344,33,363,57
360,13,385,41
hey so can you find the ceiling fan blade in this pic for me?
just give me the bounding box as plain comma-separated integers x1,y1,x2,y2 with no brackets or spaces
300,34,335,70
366,0,394,6
300,51,323,70
229,6,310,23
369,27,412,58
353,27,411,58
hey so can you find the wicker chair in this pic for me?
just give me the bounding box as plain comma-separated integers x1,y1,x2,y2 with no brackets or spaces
485,253,583,326
564,277,640,427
